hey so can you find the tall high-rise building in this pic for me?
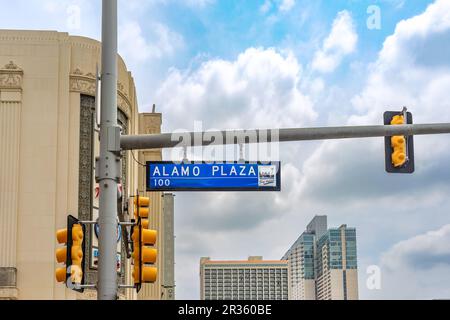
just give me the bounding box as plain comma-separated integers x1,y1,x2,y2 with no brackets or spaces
315,225,358,300
199,257,290,300
282,216,358,300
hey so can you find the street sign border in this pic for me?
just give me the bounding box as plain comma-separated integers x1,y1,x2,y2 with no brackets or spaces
146,161,281,192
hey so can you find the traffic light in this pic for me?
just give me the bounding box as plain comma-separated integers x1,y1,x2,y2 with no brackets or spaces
384,110,415,174
131,196,158,292
55,215,86,292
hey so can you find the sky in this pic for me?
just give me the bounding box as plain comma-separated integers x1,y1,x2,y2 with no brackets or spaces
2,0,450,300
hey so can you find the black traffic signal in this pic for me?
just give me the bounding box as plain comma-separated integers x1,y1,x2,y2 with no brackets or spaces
384,110,415,174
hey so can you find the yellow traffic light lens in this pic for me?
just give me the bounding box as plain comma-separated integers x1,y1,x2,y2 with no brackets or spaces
142,266,157,283
391,136,405,148
135,197,150,207
391,115,404,125
392,150,407,167
138,208,149,218
142,247,157,264
56,229,68,244
142,229,157,245
141,219,149,229
56,247,67,263
55,267,66,283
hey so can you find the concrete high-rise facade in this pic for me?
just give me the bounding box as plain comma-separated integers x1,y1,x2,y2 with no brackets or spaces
200,257,289,300
283,216,358,300
0,30,171,300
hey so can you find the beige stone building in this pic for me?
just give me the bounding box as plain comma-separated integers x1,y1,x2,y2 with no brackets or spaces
0,30,168,300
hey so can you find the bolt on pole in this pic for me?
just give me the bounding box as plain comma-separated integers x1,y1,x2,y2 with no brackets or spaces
98,0,120,300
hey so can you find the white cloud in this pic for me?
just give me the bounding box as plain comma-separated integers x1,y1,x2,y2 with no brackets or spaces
312,10,358,73
260,0,272,14
157,47,317,131
381,225,450,271
119,21,184,63
260,0,295,14
351,0,450,125
43,0,59,13
279,0,295,12
370,225,450,299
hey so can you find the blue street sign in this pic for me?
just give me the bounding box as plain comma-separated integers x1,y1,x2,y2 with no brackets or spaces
146,161,281,192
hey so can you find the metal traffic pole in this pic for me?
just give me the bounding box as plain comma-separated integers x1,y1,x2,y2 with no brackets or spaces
120,123,450,150
97,0,121,300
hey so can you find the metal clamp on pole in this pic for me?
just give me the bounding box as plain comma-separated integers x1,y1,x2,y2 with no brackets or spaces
239,143,245,162
79,221,97,225
182,146,189,163
402,106,410,162
118,221,135,226
69,283,97,291
118,285,135,289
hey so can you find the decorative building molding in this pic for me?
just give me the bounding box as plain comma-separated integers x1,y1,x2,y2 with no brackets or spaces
78,95,95,288
70,68,132,118
70,76,96,96
78,96,128,298
4,61,20,70
117,82,124,93
0,61,23,90
73,68,84,76
117,92,131,118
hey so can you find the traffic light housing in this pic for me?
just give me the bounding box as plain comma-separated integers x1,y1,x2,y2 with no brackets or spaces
55,215,86,292
131,196,158,293
384,111,415,174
